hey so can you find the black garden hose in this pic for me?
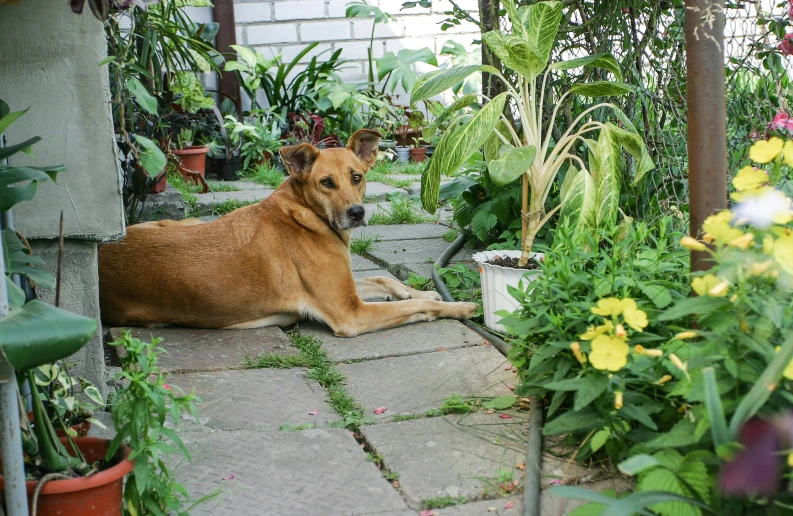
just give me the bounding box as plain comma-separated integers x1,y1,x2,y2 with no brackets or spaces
431,232,543,516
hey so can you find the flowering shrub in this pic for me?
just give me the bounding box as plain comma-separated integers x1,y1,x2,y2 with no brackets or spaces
509,138,793,514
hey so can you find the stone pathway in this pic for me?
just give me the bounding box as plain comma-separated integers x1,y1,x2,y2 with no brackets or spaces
104,179,625,514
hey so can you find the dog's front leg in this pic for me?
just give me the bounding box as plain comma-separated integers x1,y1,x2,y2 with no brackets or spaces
354,277,442,302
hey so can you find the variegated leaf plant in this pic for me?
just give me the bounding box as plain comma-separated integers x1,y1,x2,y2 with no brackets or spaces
412,0,654,266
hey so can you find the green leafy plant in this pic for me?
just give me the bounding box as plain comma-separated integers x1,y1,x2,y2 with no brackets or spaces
404,273,434,291
350,234,380,256
243,162,286,188
412,0,653,266
368,194,433,225
108,332,211,515
345,0,394,89
376,48,438,94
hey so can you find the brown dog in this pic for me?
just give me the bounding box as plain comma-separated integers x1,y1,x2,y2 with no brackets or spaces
98,130,477,337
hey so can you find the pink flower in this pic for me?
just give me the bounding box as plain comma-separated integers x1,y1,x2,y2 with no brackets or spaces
308,409,319,416
504,501,515,509
769,111,793,133
499,414,513,419
789,0,793,19
549,479,563,486
163,384,172,389
778,34,793,56
508,385,515,391
222,473,234,481
374,406,387,415
419,511,437,516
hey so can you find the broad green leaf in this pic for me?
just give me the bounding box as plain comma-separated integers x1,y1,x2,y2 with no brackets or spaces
484,120,511,164
636,465,710,516
590,428,610,452
618,454,661,476
638,281,673,309
605,122,655,184
0,136,40,161
570,81,634,98
592,127,621,229
541,377,587,391
223,60,249,73
471,205,498,241
488,146,536,186
439,176,477,200
127,78,158,115
729,333,793,436
423,93,478,141
0,301,96,370
621,403,658,430
573,374,608,411
421,92,507,213
702,368,729,450
3,228,55,289
483,395,516,410
412,66,498,103
543,407,599,435
549,486,655,516
560,166,596,230
500,0,525,39
482,30,538,80
550,53,623,82
612,490,712,516
0,106,29,136
0,163,58,212
230,44,260,69
659,296,731,321
377,48,438,93
645,418,701,449
134,134,166,177
521,0,562,70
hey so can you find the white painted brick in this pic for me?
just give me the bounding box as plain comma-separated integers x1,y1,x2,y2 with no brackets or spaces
379,0,427,15
328,0,351,18
275,43,335,63
437,34,480,54
236,25,245,45
274,0,325,20
336,62,366,81
252,45,281,60
352,18,402,39
234,2,272,23
300,20,351,41
385,36,436,53
402,14,445,36
432,0,479,13
337,40,385,60
247,23,299,44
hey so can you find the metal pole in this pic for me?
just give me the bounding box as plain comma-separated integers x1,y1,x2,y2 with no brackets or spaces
0,229,29,516
685,0,727,272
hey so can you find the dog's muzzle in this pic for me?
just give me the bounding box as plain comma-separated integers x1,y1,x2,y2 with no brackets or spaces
335,205,367,230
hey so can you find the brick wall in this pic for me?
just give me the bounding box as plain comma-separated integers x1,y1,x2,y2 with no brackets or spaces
232,0,481,106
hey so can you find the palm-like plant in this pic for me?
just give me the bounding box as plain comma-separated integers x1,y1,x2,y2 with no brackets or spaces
413,0,654,266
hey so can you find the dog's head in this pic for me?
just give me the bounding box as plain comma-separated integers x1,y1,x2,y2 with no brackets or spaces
279,129,381,231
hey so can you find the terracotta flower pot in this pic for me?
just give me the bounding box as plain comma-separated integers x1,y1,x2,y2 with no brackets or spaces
173,146,210,177
0,437,132,516
409,147,427,163
255,150,273,167
149,170,167,194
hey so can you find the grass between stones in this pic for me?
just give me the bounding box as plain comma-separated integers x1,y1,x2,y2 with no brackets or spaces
242,163,285,188
368,196,434,225
366,170,412,188
211,198,257,216
245,332,371,430
207,181,242,192
350,233,380,256
422,495,467,510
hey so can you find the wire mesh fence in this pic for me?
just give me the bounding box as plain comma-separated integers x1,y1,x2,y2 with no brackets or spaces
482,0,793,223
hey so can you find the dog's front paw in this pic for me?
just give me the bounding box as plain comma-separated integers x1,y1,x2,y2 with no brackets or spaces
450,302,478,319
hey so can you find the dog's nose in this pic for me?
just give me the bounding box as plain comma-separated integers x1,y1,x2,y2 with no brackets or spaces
347,205,365,221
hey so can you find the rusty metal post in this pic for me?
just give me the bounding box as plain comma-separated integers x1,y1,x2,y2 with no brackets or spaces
685,0,727,272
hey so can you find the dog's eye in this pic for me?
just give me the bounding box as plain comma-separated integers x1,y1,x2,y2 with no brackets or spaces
320,178,333,188
352,174,363,183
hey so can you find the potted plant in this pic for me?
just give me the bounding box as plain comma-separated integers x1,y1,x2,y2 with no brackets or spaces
239,111,284,170
412,0,653,332
213,115,246,181
407,107,427,163
393,106,411,163
172,127,210,178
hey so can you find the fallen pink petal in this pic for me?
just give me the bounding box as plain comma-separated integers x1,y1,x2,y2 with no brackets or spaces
419,511,437,516
499,414,513,419
163,384,172,389
504,501,515,509
308,409,319,416
222,474,234,481
549,479,563,486
508,385,515,391
374,406,388,414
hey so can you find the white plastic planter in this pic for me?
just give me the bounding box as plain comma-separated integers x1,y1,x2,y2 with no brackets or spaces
473,250,544,334
395,146,410,163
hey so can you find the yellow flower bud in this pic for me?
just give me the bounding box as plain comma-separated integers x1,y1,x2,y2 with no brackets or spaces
709,281,730,297
729,232,755,250
633,345,663,357
730,294,739,303
614,391,623,410
669,353,688,373
657,375,673,385
674,331,697,340
680,236,707,251
570,342,587,364
702,233,714,244
788,453,793,468
615,324,627,339
750,260,774,276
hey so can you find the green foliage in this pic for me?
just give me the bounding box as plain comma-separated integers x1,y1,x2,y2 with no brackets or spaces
242,163,286,188
211,198,257,216
108,332,211,515
404,273,434,291
376,48,438,94
368,195,433,225
422,495,467,509
169,71,215,113
350,234,380,256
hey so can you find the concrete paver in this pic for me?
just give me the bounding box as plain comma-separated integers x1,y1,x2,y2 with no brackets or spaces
108,327,294,374
351,223,451,242
434,498,522,515
365,182,409,202
194,189,274,215
178,428,412,516
367,240,475,273
361,413,528,503
301,320,485,362
339,346,514,418
352,254,383,271
176,369,338,432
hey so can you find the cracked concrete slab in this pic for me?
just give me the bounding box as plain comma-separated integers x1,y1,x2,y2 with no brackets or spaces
193,189,274,215
300,320,485,362
339,346,514,418
361,413,528,503
108,327,294,374
365,182,408,202
352,254,383,271
367,240,475,272
351,223,451,242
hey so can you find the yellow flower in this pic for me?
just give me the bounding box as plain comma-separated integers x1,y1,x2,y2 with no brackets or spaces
614,391,623,410
669,353,688,374
709,281,730,297
691,274,723,297
785,141,793,167
579,321,614,340
634,345,663,357
702,211,743,245
731,166,769,192
657,375,673,385
764,234,775,255
589,334,630,372
570,342,587,364
674,331,697,340
773,233,793,276
728,233,755,250
749,260,774,277
775,346,793,381
749,137,784,163
680,236,707,251
615,324,627,338
621,298,648,332
591,298,625,317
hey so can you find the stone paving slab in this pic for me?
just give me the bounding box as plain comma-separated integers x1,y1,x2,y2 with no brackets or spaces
194,189,274,215
300,320,485,362
176,369,338,432
365,181,408,202
361,413,528,503
434,498,522,515
208,180,270,191
108,327,294,374
352,254,383,271
339,346,514,418
363,201,390,223
368,240,475,272
351,223,451,242
177,428,412,516
406,180,451,196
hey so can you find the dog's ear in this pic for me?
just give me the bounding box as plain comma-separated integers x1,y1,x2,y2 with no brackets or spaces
347,129,381,171
280,143,320,182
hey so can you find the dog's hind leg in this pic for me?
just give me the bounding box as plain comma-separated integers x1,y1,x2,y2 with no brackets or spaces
354,277,442,302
